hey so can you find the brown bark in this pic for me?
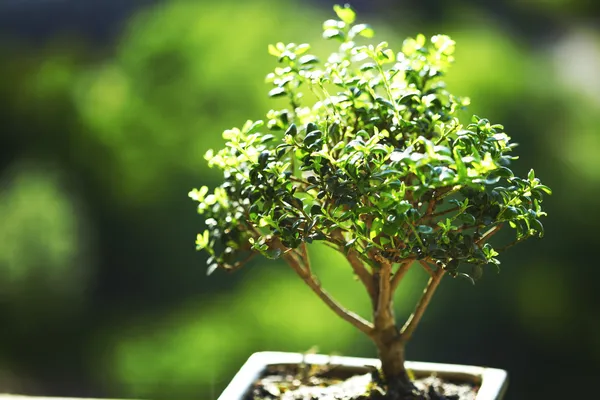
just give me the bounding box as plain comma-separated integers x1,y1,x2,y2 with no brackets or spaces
370,306,414,395
400,266,445,341
347,248,377,306
374,336,412,391
369,259,446,396
370,262,414,394
273,238,375,335
390,260,413,293
270,233,446,396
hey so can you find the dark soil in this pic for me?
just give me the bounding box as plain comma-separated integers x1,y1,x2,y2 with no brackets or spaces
245,364,477,400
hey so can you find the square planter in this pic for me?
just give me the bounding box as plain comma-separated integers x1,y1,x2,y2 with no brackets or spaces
219,351,508,400
0,397,129,400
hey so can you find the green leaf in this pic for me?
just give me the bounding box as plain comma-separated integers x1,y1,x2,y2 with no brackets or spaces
396,201,411,214
378,48,395,62
323,19,343,30
359,62,377,71
285,124,297,137
306,122,318,133
266,248,283,260
532,219,544,236
260,134,276,143
346,238,357,247
269,87,287,97
244,120,264,134
417,225,433,234
189,186,209,201
535,184,552,195
268,44,281,57
295,43,311,55
355,220,367,234
328,122,341,142
349,24,374,39
333,4,356,24
299,55,319,65
304,130,322,146
457,272,475,285
494,167,514,178
375,97,395,109
438,167,456,182
370,218,384,240
323,29,345,41
206,263,219,276
398,93,419,105
457,213,476,225
258,151,270,167
196,230,210,250
502,206,519,219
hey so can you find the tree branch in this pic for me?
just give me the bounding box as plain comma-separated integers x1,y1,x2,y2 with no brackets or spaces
375,256,392,318
476,224,503,245
289,175,311,186
496,236,526,252
346,248,377,305
272,238,375,335
400,266,445,341
330,229,377,306
390,260,413,294
429,206,461,219
222,252,257,272
425,197,436,218
418,260,433,276
300,242,311,273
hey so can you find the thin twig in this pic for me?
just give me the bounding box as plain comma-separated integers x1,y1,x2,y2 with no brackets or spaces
429,206,461,219
416,197,438,225
330,229,377,305
300,242,311,273
418,260,433,277
346,248,377,305
273,239,375,335
390,260,413,294
289,176,312,186
426,198,436,216
476,224,503,245
223,252,257,272
400,266,445,341
496,236,525,252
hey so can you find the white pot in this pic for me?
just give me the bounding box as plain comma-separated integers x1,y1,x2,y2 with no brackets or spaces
219,351,508,400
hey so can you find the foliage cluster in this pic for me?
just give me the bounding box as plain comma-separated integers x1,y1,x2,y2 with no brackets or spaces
190,4,550,285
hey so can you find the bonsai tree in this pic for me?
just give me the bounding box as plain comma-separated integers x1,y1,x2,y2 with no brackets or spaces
189,4,551,398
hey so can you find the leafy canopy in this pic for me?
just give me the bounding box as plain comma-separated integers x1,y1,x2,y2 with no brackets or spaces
189,4,550,283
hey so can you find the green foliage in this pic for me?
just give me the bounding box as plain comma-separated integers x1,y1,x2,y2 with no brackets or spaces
73,0,291,202
0,163,89,322
190,6,550,283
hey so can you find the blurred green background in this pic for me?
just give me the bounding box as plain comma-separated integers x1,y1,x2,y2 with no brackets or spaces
0,0,599,399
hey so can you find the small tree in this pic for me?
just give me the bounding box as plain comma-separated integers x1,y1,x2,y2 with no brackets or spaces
189,4,551,397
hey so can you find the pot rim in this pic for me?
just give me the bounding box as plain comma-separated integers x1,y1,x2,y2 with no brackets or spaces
219,351,508,400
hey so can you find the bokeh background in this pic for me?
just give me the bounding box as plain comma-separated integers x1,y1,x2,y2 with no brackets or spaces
1,0,599,399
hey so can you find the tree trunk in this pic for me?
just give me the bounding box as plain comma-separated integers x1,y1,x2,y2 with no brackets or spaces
372,332,414,397
376,336,408,382
371,285,415,398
